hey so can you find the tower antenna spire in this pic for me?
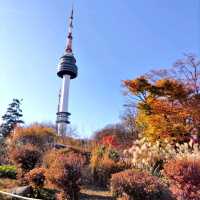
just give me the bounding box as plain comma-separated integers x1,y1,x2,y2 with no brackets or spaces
65,6,74,53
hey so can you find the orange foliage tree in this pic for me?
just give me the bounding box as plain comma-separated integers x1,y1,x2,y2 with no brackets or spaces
124,54,200,143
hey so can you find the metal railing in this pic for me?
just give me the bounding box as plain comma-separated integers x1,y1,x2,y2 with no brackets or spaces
0,190,42,200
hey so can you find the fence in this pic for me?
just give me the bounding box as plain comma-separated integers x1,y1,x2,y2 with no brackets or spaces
0,190,41,200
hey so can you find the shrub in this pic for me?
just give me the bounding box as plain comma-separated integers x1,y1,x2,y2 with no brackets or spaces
0,140,9,165
90,144,124,188
9,144,41,175
94,158,125,188
43,149,62,169
90,145,104,176
26,167,46,188
164,158,200,200
31,188,57,200
108,148,120,162
111,169,173,200
43,148,89,169
81,165,94,185
0,165,16,179
55,191,65,200
10,124,56,151
90,144,120,170
46,152,85,200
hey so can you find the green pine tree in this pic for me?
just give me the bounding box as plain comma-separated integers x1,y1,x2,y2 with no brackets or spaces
0,99,24,138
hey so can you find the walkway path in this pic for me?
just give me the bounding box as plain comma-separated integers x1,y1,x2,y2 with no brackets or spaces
80,186,114,200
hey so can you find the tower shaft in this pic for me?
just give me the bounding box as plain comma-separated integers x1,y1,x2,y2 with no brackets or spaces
57,74,71,136
59,74,70,113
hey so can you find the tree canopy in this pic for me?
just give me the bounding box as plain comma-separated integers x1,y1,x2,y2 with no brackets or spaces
123,54,200,143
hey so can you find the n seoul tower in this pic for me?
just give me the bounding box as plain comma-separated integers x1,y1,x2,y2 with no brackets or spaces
56,8,78,136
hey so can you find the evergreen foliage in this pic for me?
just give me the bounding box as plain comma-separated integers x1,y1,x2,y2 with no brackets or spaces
0,99,24,138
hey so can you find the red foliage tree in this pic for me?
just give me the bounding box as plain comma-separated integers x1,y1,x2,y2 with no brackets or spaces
101,135,119,148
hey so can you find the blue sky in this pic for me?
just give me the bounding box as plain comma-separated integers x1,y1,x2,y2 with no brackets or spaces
0,0,199,138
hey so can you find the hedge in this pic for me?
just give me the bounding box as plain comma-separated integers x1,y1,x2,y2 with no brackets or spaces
0,165,17,179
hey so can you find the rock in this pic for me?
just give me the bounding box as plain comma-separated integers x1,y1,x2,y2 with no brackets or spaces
10,185,33,197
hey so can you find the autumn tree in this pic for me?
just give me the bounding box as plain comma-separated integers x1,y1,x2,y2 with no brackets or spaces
124,54,200,143
93,123,136,149
121,106,138,140
0,99,24,138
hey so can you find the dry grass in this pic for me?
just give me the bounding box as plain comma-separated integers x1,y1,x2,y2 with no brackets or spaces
0,178,19,191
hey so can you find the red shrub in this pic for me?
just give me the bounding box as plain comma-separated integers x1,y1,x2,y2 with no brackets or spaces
164,158,200,200
10,144,41,174
111,169,173,200
46,153,85,200
26,167,46,188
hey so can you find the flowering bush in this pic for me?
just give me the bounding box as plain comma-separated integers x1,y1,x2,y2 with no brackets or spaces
9,144,42,174
46,152,85,200
26,167,46,188
111,169,173,200
164,157,200,200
